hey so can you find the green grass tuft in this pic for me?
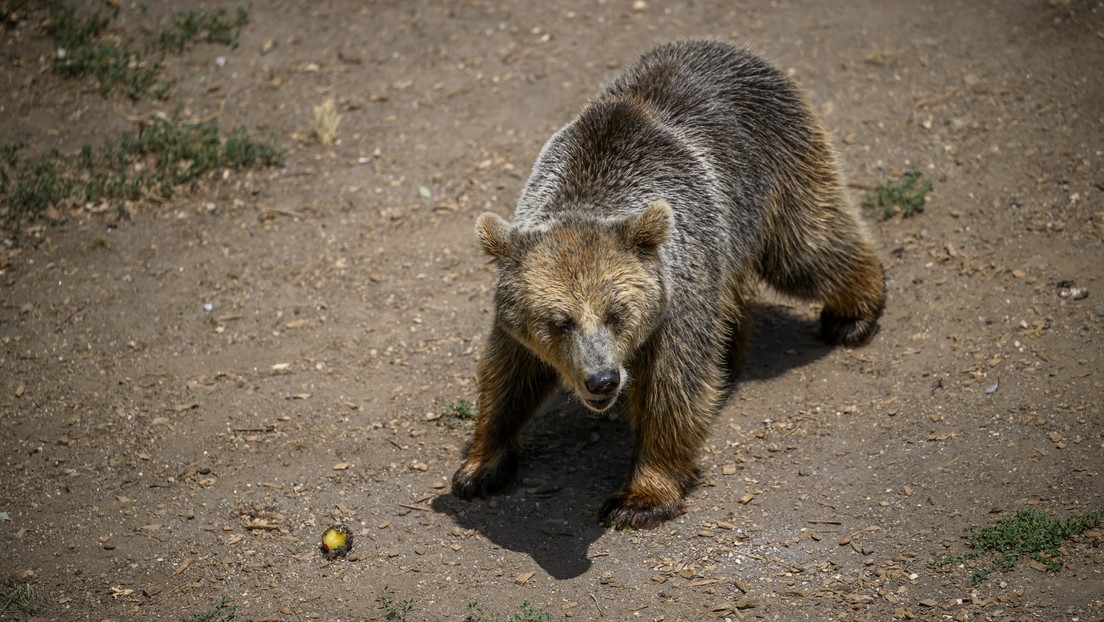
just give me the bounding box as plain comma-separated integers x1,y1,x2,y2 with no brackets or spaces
0,582,42,618
0,144,71,230
46,4,162,99
931,507,1104,585
862,170,932,220
181,596,236,622
440,398,479,429
375,588,565,622
43,3,250,99
159,6,250,53
467,601,567,622
1,114,283,237
378,586,415,622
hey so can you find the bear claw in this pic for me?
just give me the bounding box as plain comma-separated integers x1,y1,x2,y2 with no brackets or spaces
599,493,685,530
820,308,880,347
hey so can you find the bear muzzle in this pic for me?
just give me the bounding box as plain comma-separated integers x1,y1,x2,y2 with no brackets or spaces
581,368,622,412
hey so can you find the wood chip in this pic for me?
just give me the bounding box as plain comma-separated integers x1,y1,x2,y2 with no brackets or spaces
846,593,874,604
738,491,756,505
515,571,535,585
173,557,192,576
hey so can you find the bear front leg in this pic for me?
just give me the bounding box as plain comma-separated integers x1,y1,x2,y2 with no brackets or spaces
600,338,725,529
452,322,556,500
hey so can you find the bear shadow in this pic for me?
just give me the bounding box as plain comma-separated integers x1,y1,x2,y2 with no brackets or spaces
432,303,835,579
432,393,630,580
739,303,833,382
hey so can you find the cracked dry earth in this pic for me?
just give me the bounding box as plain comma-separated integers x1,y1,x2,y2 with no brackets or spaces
1,0,1103,621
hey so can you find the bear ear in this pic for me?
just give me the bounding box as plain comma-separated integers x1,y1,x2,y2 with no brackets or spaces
621,200,673,253
475,212,520,265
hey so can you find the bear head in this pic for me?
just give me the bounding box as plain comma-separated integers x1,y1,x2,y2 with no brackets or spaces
475,200,673,413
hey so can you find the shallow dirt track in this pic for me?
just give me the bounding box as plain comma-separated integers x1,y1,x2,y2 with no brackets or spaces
1,1,1103,620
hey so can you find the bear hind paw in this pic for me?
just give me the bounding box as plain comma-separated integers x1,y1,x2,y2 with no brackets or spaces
599,492,686,530
820,308,880,347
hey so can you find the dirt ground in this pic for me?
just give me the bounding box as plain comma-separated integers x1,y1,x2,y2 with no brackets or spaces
2,1,1103,620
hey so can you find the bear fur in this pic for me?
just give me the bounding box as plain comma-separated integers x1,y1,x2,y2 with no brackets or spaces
451,40,886,529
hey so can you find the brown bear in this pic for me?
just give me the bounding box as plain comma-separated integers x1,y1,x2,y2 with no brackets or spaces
451,40,886,529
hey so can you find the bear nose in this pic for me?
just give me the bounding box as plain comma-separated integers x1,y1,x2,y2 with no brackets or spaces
585,369,620,396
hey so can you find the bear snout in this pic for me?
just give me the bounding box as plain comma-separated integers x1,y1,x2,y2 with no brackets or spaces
585,369,620,397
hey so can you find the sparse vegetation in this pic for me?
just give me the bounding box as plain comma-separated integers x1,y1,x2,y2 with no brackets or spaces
0,582,42,619
46,4,161,99
159,6,250,53
861,170,932,220
466,601,567,622
0,144,72,226
374,588,566,622
378,587,415,622
43,3,251,99
1,113,282,236
931,507,1104,585
181,596,237,622
0,2,276,239
313,98,342,145
441,398,479,429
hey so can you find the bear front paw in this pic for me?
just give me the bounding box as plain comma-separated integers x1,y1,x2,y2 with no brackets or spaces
450,452,519,500
599,491,686,530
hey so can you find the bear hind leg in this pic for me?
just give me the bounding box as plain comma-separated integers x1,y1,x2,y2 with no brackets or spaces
759,194,886,347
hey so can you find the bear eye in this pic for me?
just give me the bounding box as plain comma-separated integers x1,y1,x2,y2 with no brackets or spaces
606,311,622,327
549,316,575,334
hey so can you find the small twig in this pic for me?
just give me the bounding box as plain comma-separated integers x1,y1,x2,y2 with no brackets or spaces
912,88,960,111
55,303,86,333
113,105,146,124
397,503,430,513
260,206,307,219
589,592,603,617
